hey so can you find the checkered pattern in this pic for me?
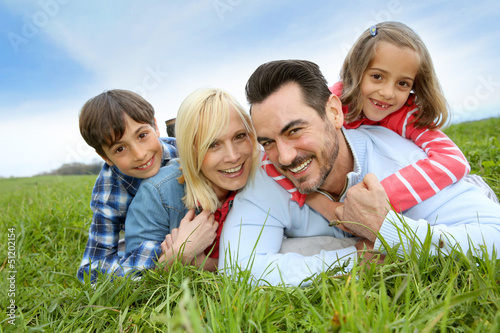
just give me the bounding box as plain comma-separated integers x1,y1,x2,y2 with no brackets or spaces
77,138,177,282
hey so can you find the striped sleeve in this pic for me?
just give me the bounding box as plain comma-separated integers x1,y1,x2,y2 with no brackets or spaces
261,154,307,206
379,108,471,212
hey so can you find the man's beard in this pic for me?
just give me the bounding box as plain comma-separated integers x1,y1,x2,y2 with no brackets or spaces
280,121,339,194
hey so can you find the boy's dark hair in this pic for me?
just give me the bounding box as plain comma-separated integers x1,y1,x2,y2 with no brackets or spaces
79,89,156,158
245,60,332,119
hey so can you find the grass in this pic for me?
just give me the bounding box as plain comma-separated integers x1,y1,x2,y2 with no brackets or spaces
0,118,499,332
444,117,500,195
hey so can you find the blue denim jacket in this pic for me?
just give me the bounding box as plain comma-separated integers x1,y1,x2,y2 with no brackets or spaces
124,159,188,256
78,138,178,282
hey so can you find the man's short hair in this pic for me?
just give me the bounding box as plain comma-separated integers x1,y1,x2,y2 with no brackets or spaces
245,60,332,118
79,89,156,158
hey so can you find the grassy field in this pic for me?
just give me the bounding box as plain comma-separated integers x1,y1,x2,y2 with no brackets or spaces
0,118,499,332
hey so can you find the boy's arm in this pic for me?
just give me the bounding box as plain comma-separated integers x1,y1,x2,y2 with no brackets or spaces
160,137,178,158
376,108,471,212
77,197,169,282
77,165,128,282
77,211,123,282
77,165,162,282
124,175,218,274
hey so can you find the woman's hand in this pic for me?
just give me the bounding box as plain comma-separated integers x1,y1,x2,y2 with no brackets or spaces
171,209,219,264
158,233,174,262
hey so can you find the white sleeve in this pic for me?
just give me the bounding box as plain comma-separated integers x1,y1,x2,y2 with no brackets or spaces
374,192,500,257
218,168,357,286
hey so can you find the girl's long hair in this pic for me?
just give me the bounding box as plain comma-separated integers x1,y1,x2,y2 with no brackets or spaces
340,21,448,129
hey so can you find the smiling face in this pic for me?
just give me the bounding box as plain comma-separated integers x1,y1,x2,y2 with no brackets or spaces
360,41,420,121
101,114,162,179
251,82,347,195
200,106,254,201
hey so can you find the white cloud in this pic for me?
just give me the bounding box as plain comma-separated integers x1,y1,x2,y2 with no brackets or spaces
1,1,499,177
0,99,99,177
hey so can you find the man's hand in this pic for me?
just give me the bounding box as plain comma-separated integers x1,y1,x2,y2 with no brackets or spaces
335,173,390,242
355,238,385,265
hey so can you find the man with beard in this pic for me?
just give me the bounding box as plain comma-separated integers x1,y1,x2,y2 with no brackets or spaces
218,60,500,286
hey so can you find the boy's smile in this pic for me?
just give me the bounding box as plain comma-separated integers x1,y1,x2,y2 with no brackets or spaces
134,154,156,171
101,114,163,179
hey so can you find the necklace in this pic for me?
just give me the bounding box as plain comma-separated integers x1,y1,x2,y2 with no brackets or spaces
315,189,337,202
315,176,349,202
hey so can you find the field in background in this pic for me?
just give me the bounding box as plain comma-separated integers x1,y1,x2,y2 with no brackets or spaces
444,117,500,195
0,118,499,332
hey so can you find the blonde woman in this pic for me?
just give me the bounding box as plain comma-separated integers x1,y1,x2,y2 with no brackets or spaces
124,88,259,272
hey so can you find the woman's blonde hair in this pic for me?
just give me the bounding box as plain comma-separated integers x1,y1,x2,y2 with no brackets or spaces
340,21,448,129
176,88,260,212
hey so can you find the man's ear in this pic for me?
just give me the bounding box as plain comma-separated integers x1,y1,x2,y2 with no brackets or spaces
325,94,344,129
97,150,114,166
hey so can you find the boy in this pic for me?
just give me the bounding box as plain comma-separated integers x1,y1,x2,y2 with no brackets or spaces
77,89,177,283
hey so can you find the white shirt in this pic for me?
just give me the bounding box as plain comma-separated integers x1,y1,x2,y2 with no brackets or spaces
219,126,500,286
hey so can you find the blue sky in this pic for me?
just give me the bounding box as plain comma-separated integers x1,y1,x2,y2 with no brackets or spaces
1,1,500,177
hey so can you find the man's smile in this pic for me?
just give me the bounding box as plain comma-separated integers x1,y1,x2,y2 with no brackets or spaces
288,158,312,174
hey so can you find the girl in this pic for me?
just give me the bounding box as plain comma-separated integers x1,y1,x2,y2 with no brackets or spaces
333,21,470,212
124,88,260,271
267,21,470,213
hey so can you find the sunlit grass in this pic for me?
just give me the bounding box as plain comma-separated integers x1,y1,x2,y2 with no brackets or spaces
444,117,500,194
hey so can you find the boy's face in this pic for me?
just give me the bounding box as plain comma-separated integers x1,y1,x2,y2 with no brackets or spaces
101,114,163,179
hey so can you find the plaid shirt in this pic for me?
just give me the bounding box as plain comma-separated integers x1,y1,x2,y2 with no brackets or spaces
77,138,177,283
